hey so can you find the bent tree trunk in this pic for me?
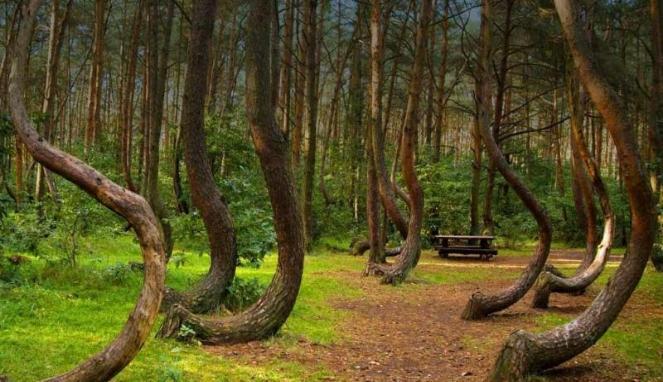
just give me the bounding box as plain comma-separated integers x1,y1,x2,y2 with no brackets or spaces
461,0,553,320
157,0,305,344
567,67,599,272
367,0,431,285
531,74,615,309
9,1,166,380
369,0,408,240
159,0,237,315
487,1,657,380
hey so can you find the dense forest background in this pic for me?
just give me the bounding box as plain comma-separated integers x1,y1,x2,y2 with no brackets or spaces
0,0,659,263
0,0,661,380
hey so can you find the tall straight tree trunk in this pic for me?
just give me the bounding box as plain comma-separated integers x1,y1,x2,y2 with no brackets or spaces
649,0,663,257
159,0,306,344
487,2,657,379
120,0,143,192
279,0,295,135
367,0,432,285
35,0,71,202
462,0,552,320
432,0,449,163
364,0,387,272
291,12,305,165
9,2,166,379
482,0,514,235
144,0,175,256
423,10,435,148
301,0,319,249
84,0,106,154
650,0,663,169
469,112,483,236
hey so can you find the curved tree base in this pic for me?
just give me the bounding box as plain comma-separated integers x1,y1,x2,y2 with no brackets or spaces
350,238,401,257
461,292,488,320
371,242,421,285
531,273,555,309
157,281,297,345
488,330,535,382
160,281,228,315
9,1,167,379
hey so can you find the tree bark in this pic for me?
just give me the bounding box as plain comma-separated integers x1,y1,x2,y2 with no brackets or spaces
144,0,175,256
487,2,657,379
159,0,238,315
369,4,409,240
567,68,599,271
120,0,143,193
367,0,432,285
157,0,306,344
531,67,615,309
9,2,166,379
461,0,552,320
364,0,387,273
279,0,295,135
84,0,106,154
482,0,514,235
34,0,71,202
301,0,319,249
432,0,449,163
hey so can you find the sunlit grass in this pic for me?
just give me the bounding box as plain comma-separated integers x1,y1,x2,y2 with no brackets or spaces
0,233,660,381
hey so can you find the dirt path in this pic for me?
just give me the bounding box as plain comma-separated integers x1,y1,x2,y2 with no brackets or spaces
206,251,659,381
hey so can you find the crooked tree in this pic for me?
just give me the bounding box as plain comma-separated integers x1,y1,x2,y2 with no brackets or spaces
487,1,657,379
158,0,306,344
461,0,552,320
9,0,166,379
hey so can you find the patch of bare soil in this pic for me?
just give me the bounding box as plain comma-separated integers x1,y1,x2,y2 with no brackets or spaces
206,252,661,381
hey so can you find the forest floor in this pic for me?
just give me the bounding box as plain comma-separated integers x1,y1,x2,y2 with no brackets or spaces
0,234,661,381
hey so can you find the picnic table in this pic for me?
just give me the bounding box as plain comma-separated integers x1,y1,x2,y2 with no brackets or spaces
430,235,497,261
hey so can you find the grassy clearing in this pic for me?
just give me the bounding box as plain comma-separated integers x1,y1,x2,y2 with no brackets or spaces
0,234,361,381
0,235,661,381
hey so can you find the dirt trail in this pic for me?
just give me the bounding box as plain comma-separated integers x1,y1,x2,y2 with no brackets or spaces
206,251,658,381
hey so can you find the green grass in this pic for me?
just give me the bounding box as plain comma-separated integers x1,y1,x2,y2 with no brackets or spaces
533,267,663,380
0,234,661,381
0,234,360,381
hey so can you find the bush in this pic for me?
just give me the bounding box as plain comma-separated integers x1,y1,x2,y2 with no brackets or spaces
652,243,663,272
224,277,265,312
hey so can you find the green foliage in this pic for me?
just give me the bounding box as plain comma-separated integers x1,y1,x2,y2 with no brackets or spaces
419,157,475,236
224,277,265,312
169,111,277,267
0,256,31,287
652,243,663,272
100,263,135,285
0,208,55,257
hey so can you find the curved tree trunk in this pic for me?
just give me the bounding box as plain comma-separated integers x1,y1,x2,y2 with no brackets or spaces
159,0,237,315
531,69,615,309
487,2,657,380
366,0,431,285
567,69,599,272
461,0,553,320
157,0,305,344
9,1,166,380
367,0,408,240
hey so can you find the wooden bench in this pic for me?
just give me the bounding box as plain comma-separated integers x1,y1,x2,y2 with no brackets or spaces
430,235,497,261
